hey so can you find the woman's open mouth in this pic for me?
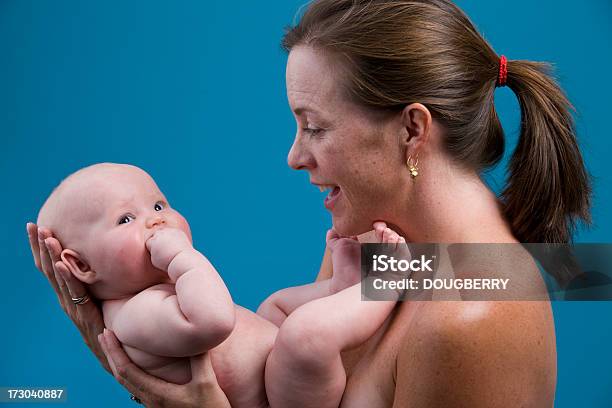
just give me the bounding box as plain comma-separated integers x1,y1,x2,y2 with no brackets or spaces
318,184,341,210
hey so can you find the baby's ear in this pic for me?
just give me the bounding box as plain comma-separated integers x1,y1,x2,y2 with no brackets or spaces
60,249,97,284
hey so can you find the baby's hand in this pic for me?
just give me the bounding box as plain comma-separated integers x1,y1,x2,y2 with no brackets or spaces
326,229,362,293
146,228,193,271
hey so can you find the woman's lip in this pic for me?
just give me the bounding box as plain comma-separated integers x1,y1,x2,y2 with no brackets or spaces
324,186,341,210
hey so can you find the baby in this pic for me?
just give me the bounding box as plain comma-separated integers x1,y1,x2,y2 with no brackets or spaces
37,163,402,408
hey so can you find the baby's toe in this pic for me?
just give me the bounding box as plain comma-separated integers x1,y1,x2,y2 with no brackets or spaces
383,227,398,243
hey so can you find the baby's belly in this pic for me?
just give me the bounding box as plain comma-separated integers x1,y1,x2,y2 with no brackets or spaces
209,306,277,408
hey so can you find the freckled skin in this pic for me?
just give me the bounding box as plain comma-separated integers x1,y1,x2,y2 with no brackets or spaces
286,46,557,407
286,46,410,236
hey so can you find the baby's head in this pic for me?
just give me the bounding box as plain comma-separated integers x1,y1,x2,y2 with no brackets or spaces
37,163,192,300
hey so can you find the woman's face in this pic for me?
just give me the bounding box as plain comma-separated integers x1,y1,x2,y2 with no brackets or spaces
286,46,408,236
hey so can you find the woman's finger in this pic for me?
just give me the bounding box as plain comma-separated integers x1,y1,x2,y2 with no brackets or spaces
189,353,217,387
59,262,99,327
102,330,170,399
43,237,69,308
53,259,79,314
26,223,42,271
189,354,232,407
52,261,70,310
37,228,56,283
43,237,74,310
98,333,119,377
54,253,87,299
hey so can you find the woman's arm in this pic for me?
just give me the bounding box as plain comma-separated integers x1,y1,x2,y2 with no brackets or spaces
316,246,333,281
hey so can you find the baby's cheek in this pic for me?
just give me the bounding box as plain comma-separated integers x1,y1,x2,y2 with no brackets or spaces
172,212,192,243
102,233,149,281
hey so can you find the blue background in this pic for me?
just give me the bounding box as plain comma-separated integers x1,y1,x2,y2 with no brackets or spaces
1,0,610,406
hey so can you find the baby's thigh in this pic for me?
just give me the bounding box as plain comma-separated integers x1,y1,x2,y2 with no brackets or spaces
210,306,277,407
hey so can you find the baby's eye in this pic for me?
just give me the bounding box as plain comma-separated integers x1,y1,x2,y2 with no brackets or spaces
154,201,165,211
117,214,135,225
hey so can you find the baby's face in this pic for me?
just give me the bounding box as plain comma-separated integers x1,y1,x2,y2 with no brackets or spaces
70,165,192,295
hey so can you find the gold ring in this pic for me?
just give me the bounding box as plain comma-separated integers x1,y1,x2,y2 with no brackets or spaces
71,294,90,305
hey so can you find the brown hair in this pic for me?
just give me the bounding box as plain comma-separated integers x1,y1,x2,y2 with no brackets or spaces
282,0,591,243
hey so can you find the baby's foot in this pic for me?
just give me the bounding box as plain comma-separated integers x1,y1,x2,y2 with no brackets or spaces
370,222,411,300
326,229,362,293
373,222,411,267
373,221,406,246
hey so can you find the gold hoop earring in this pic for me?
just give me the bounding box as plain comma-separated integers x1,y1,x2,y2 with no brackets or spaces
407,155,419,179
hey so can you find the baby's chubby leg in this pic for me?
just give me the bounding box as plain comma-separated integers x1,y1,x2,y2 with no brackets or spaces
265,226,405,408
211,306,278,408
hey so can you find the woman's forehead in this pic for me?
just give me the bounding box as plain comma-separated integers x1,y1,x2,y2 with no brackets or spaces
286,46,346,114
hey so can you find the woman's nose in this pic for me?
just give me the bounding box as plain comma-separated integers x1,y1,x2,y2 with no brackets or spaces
287,135,316,170
146,215,166,228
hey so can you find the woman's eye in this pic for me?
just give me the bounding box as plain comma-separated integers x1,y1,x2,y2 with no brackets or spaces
303,127,323,137
117,214,134,225
154,201,165,211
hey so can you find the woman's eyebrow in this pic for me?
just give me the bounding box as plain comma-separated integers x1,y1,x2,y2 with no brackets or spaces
294,107,329,121
293,107,313,116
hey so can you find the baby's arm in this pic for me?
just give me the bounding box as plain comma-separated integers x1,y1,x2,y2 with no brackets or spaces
257,229,361,327
256,280,333,327
111,228,235,357
265,225,404,408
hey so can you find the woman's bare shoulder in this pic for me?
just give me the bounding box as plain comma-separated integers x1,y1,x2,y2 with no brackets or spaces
392,301,556,407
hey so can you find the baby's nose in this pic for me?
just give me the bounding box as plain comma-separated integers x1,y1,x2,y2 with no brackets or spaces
146,215,166,228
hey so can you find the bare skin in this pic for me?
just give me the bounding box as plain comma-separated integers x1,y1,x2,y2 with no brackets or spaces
37,165,240,385
28,223,556,407
27,44,557,407
31,164,276,407
261,225,403,408
283,46,557,407
317,251,557,407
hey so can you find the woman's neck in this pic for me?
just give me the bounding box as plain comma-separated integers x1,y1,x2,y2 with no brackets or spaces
395,164,517,243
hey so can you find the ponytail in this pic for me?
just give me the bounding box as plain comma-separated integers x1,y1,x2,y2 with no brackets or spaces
282,0,592,242
503,60,591,243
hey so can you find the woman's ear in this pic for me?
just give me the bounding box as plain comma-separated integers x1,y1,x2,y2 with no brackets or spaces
400,103,432,159
60,249,97,284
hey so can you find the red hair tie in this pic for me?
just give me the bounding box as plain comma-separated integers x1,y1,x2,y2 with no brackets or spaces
497,55,508,87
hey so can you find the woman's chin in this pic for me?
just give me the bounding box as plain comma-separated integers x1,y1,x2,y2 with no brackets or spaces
331,215,373,237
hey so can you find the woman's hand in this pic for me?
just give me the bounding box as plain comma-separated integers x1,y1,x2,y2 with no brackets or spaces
26,222,109,372
99,329,231,408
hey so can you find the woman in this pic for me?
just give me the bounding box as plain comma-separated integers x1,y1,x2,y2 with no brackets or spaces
28,0,591,406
